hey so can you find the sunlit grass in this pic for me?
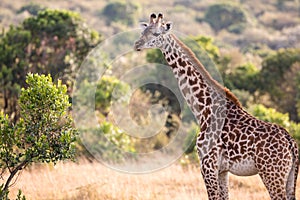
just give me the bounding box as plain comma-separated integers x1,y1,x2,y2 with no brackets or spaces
9,159,299,200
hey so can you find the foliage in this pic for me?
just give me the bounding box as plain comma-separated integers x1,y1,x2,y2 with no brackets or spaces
259,12,300,31
260,48,300,95
0,9,101,120
17,3,45,15
259,48,300,121
226,62,259,94
146,49,167,65
95,76,130,115
0,73,77,198
22,9,100,77
75,76,133,160
0,188,26,200
204,3,247,33
80,121,135,162
101,1,141,26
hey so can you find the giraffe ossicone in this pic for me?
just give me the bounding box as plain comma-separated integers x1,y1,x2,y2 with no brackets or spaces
134,13,299,200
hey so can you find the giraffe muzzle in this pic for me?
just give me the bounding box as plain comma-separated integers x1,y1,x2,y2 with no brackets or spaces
134,40,144,51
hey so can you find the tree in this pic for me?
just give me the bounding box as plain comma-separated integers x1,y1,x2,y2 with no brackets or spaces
0,73,77,199
17,3,45,15
259,48,300,121
0,27,31,121
0,9,101,120
101,1,141,26
204,3,247,33
226,62,259,94
95,76,130,116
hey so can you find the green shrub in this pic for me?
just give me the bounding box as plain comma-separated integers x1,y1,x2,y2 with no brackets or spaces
0,73,77,199
101,1,141,26
204,3,247,33
95,76,130,115
259,49,300,121
17,3,45,15
227,62,259,94
0,9,101,119
79,121,135,162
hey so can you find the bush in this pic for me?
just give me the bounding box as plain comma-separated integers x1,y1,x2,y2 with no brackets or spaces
95,76,130,115
0,73,77,199
0,9,101,120
260,48,300,95
227,62,259,94
17,3,45,16
204,3,247,33
259,49,300,121
101,1,141,26
79,121,135,162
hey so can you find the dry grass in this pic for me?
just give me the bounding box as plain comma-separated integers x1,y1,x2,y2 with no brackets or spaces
8,159,300,200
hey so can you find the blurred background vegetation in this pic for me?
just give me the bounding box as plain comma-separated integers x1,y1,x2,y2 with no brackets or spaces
0,0,300,165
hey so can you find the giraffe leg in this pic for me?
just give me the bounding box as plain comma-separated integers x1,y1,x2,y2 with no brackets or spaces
200,159,221,200
258,171,288,200
201,171,220,200
218,171,229,200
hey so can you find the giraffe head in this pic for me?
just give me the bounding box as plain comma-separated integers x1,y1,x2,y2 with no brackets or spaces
134,13,172,51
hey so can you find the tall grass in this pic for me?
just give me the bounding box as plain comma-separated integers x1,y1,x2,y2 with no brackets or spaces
9,159,298,200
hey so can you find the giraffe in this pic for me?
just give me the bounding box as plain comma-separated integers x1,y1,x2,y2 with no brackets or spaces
134,13,299,200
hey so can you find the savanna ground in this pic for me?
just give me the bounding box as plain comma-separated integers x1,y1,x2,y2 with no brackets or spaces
8,159,300,200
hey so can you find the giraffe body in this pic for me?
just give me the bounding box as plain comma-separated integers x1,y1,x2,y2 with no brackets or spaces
134,13,299,200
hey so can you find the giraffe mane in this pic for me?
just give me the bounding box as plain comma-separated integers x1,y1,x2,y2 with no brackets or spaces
170,34,242,108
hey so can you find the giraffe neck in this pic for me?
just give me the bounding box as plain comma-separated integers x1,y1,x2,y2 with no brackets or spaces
160,34,240,131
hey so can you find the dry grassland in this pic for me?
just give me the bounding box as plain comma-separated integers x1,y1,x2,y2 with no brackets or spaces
8,159,300,200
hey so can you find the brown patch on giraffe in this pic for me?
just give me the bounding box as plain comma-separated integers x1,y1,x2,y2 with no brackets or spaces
178,57,187,67
206,97,212,105
187,66,192,76
170,63,177,69
179,69,186,76
192,86,199,92
189,77,198,86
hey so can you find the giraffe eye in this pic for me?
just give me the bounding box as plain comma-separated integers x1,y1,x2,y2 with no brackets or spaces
153,32,160,36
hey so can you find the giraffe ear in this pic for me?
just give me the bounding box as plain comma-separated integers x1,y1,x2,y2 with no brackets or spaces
140,22,148,30
164,22,173,33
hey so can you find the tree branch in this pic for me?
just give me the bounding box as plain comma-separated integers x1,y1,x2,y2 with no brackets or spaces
1,160,28,198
